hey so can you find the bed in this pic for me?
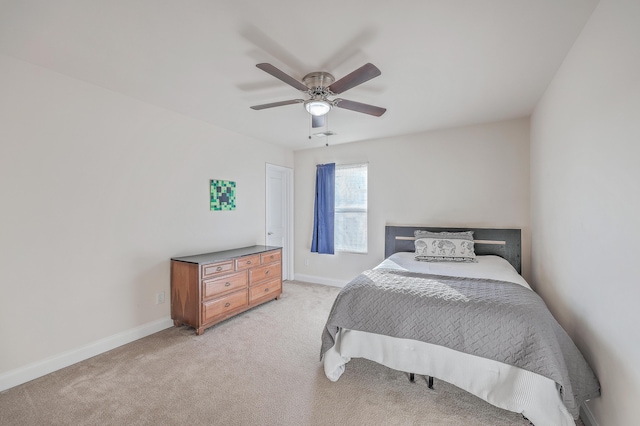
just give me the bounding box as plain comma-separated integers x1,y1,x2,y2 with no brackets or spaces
320,226,599,426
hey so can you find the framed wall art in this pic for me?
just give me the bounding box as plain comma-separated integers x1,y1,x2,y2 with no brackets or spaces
210,179,236,211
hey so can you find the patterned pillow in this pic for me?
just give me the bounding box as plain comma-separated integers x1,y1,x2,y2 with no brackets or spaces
414,230,477,263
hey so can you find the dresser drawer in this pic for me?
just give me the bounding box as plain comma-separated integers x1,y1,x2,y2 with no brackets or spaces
249,278,281,302
203,271,247,300
235,254,260,271
202,261,233,278
249,262,281,285
202,290,248,323
260,250,281,264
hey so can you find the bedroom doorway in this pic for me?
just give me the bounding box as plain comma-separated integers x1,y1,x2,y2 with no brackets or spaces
265,163,293,280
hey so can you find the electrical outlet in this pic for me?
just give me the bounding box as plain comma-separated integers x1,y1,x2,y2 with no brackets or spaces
156,292,165,304
304,258,310,266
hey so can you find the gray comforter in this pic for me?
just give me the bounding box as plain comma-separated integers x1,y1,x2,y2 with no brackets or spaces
320,268,600,419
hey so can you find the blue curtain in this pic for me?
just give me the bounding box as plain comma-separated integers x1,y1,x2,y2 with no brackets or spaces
311,163,335,254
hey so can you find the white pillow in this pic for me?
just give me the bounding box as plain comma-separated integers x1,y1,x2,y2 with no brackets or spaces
414,230,477,263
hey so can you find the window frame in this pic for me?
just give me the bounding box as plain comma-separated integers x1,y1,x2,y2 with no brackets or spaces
334,162,368,254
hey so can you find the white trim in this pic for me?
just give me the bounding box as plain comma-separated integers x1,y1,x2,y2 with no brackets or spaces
0,317,173,392
293,273,348,288
580,399,601,426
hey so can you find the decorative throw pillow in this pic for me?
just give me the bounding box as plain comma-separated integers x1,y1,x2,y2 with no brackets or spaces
414,230,477,262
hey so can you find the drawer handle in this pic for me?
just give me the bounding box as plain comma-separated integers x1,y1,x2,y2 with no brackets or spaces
265,270,270,275
264,288,269,292
270,255,274,259
224,282,231,287
224,302,231,307
246,260,252,264
216,266,222,272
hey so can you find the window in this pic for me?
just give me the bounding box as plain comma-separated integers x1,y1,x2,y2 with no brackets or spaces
334,163,368,253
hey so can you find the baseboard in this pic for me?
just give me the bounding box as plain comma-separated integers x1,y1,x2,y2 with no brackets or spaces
0,317,174,392
293,273,348,288
580,399,600,426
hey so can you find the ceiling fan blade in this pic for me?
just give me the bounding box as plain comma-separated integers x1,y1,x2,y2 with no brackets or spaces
312,114,326,128
256,63,309,92
250,99,304,110
328,63,381,94
334,99,386,117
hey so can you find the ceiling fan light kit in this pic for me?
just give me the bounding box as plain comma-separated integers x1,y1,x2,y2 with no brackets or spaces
304,100,332,116
250,62,386,130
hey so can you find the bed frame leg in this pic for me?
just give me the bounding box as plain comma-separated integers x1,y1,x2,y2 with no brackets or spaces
409,373,433,388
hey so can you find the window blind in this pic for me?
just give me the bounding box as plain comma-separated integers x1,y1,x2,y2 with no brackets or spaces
334,163,367,253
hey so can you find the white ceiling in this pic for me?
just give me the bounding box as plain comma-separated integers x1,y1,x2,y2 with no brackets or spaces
0,0,598,150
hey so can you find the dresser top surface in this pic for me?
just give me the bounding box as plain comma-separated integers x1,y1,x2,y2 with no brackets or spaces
171,245,281,265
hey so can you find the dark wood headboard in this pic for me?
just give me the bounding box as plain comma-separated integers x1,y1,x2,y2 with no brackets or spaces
385,226,522,274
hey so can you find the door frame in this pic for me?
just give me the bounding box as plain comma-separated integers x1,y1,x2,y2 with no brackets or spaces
265,163,294,281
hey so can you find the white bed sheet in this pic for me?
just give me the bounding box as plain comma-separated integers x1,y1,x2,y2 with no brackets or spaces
376,252,531,290
323,253,574,426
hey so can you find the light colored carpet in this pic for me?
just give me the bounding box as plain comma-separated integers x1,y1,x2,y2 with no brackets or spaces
1,281,574,425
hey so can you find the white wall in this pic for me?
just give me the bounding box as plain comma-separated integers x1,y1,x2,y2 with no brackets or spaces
530,0,640,425
294,118,531,285
0,54,293,387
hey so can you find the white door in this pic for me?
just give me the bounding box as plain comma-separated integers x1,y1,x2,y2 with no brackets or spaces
266,164,293,280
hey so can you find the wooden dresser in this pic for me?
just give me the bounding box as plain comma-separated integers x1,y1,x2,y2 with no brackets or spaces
170,245,282,335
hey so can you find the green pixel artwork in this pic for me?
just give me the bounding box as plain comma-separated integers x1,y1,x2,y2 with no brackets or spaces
210,180,236,211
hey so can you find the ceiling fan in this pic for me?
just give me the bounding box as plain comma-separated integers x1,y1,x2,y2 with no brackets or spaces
250,63,386,128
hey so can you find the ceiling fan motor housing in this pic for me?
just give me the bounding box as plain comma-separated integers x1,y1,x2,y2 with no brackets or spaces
303,72,335,91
